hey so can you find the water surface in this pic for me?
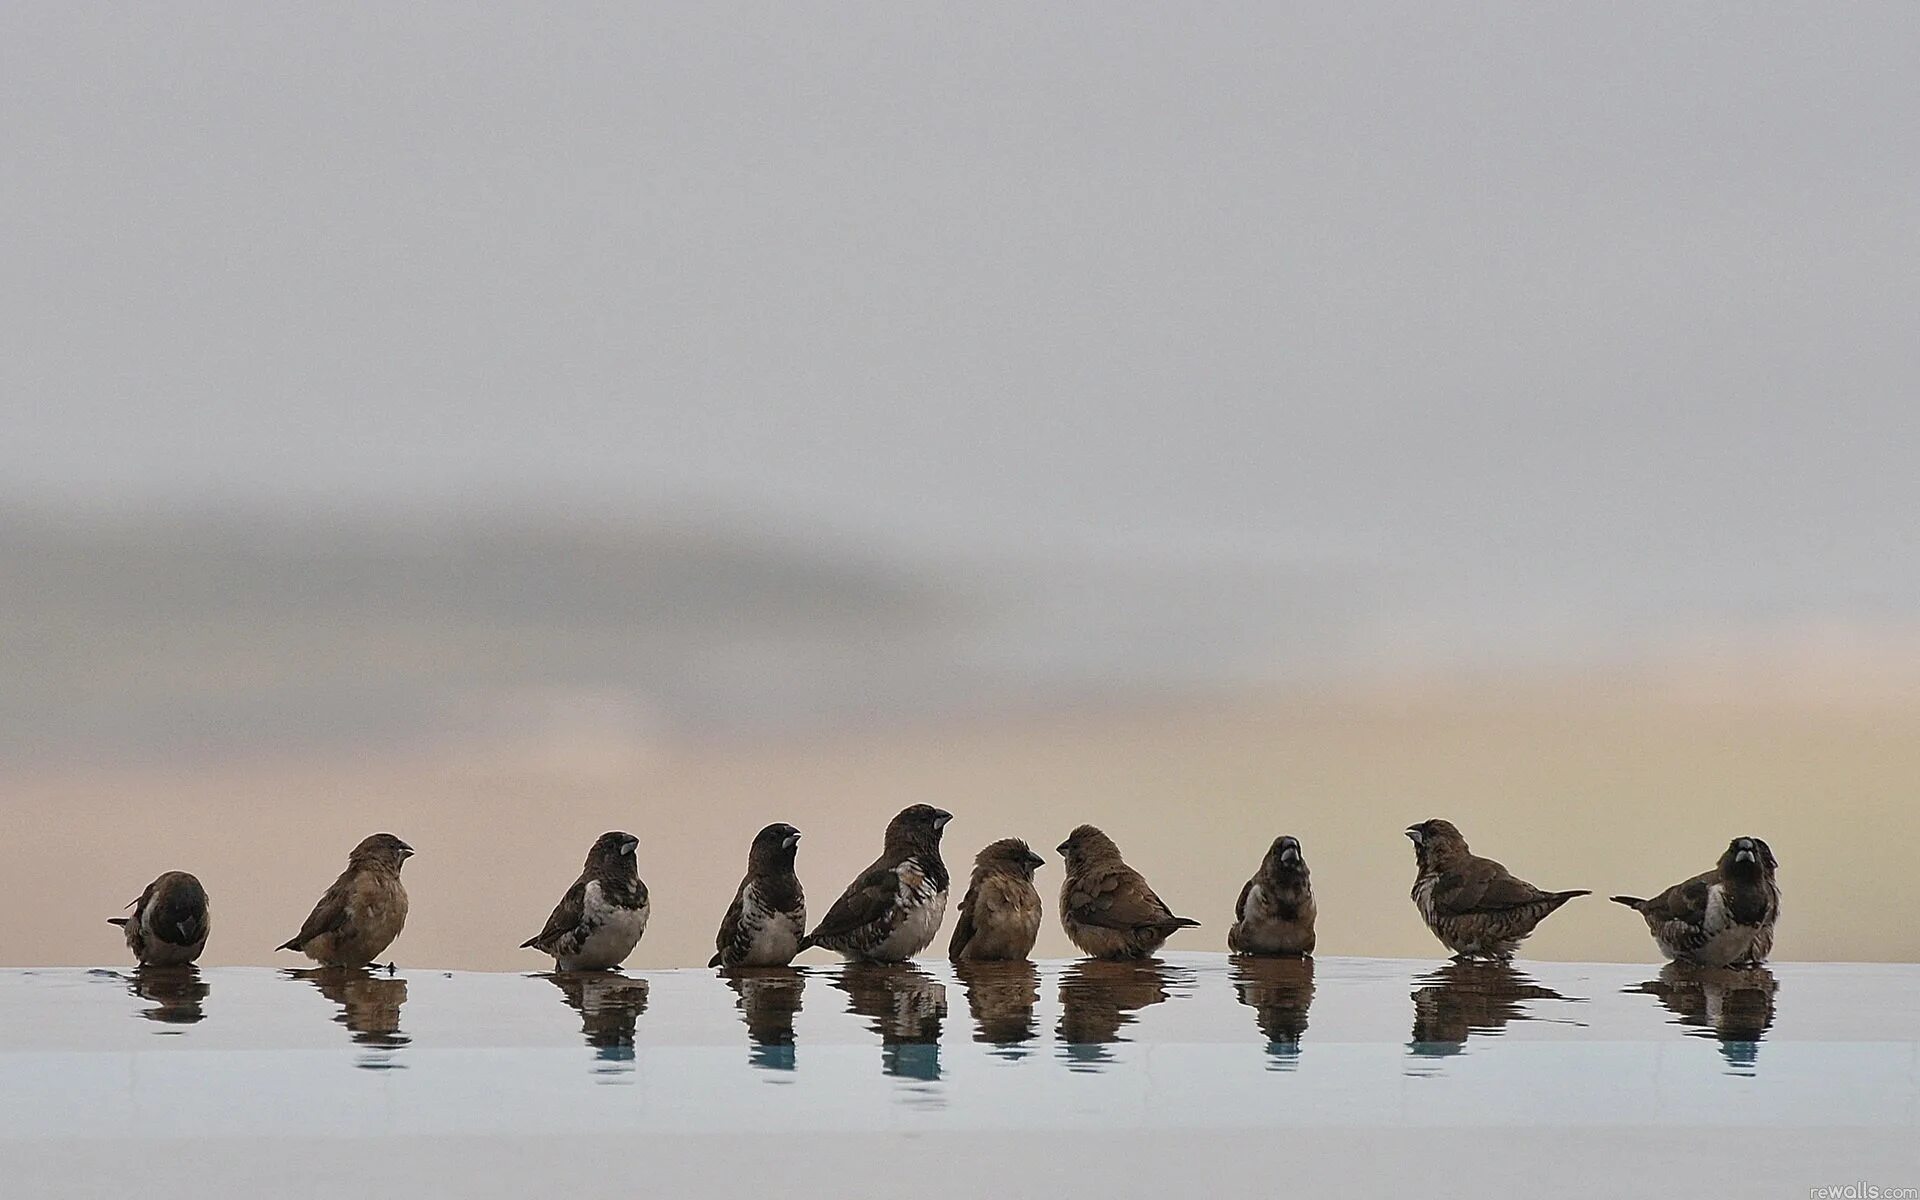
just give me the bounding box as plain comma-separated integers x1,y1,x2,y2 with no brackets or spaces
2,955,1914,1197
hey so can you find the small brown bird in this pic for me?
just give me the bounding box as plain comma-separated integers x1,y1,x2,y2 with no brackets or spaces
1057,825,1199,960
948,838,1046,962
109,870,209,966
1405,819,1587,960
1611,836,1779,966
1228,835,1316,957
277,833,413,968
711,823,806,968
521,831,650,971
802,805,952,962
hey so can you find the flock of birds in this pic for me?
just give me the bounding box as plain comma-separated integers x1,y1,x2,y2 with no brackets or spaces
110,806,1782,974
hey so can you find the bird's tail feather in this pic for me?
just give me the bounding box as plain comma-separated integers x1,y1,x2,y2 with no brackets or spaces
707,952,723,968
1608,894,1647,910
518,937,540,949
106,917,129,928
275,938,301,952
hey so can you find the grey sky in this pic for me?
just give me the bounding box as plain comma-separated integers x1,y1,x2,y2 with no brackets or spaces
4,4,1916,622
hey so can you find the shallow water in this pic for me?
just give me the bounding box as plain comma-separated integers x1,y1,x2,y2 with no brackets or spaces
2,955,1915,1197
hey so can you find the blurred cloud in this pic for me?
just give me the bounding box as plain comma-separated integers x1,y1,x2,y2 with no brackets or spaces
2,3,1916,760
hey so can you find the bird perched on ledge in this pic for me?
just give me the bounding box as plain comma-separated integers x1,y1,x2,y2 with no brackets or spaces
522,831,650,971
949,837,1046,962
1229,835,1316,957
1058,824,1199,960
1612,836,1779,966
1405,819,1586,960
802,804,952,962
711,823,806,968
278,833,413,968
110,870,210,966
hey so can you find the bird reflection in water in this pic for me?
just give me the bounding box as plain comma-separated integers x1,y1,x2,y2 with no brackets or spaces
1057,958,1191,1070
126,965,208,1029
546,971,650,1078
831,963,945,1082
289,966,409,1069
954,960,1040,1059
1229,955,1314,1070
1627,963,1778,1074
722,967,804,1073
1407,960,1579,1072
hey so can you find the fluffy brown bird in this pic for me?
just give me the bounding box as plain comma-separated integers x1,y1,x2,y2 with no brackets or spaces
802,805,952,962
711,823,806,968
949,838,1045,962
1057,825,1199,960
109,870,209,966
522,831,650,971
1228,835,1316,957
1405,819,1586,960
1611,836,1779,966
277,833,413,967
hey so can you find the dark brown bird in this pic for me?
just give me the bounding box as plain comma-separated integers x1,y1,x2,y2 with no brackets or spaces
949,838,1045,962
1057,825,1199,960
801,805,952,962
1228,835,1316,957
109,870,209,966
711,823,806,968
1611,836,1779,966
277,834,413,967
521,831,649,971
1405,819,1587,960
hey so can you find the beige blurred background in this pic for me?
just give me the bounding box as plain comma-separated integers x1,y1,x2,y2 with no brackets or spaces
3,6,1917,967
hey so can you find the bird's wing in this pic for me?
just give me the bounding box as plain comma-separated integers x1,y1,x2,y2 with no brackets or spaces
947,881,979,957
1067,867,1181,931
1430,858,1552,916
285,867,357,949
1233,878,1253,923
1639,871,1716,926
523,875,589,950
712,877,749,964
806,859,899,942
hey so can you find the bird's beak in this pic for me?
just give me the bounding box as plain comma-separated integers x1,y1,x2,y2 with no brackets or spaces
1027,852,1046,870
1278,844,1303,865
1404,827,1422,845
398,843,416,858
622,840,637,856
783,832,801,850
932,810,952,830
1056,840,1071,855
